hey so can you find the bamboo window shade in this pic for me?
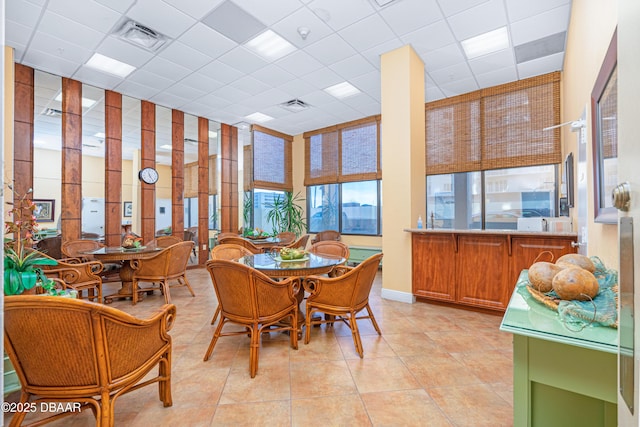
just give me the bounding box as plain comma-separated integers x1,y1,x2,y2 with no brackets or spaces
184,161,198,198
599,65,618,159
304,115,381,185
208,155,217,195
243,144,252,192
251,125,293,192
426,72,561,175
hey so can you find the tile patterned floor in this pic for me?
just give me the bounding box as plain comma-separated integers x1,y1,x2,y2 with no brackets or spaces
4,267,514,426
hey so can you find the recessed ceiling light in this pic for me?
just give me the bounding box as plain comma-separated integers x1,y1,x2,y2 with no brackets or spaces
461,27,509,60
324,82,361,99
54,93,97,108
208,131,218,139
160,144,172,151
94,132,105,138
245,30,296,61
245,112,274,123
85,53,136,78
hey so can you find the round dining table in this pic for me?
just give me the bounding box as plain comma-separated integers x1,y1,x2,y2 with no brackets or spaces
82,246,164,304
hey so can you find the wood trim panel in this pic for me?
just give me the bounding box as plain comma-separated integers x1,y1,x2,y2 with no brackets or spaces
13,64,34,210
220,123,238,233
171,109,185,239
104,90,122,246
140,100,156,243
197,117,209,264
60,78,82,242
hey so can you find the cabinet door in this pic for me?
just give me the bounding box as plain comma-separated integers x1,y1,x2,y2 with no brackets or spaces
412,233,456,302
457,235,510,310
510,236,577,287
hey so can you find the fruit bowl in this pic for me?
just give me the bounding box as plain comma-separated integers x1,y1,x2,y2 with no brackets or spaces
279,247,305,260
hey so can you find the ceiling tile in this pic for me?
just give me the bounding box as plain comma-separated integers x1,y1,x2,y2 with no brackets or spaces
447,0,507,41
307,0,376,31
278,78,316,98
29,32,93,64
94,0,136,13
270,6,333,48
114,80,160,101
229,75,272,95
234,0,305,26
351,70,381,101
240,88,292,110
127,0,197,39
401,20,456,54
149,91,191,109
360,38,405,69
195,93,232,109
276,50,325,76
338,14,397,52
201,0,266,44
304,33,357,66
250,64,296,88
213,84,252,103
7,0,43,27
23,49,79,77
468,48,515,75
297,89,337,107
72,65,124,89
439,77,479,96
379,0,443,36
141,56,192,81
510,4,571,45
420,43,466,71
47,0,121,33
180,72,225,92
300,67,343,90
162,0,224,20
6,20,36,50
96,36,155,68
429,62,474,86
162,82,207,100
505,0,571,22
217,46,269,75
329,54,377,80
198,61,244,84
516,51,564,78
475,65,518,88
425,85,445,102
157,40,213,71
38,11,105,49
177,23,235,59
437,0,488,17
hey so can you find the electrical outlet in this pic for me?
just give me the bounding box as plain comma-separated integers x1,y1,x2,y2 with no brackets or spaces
202,244,206,250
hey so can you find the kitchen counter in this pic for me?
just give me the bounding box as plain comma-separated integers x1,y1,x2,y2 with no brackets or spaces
404,227,577,237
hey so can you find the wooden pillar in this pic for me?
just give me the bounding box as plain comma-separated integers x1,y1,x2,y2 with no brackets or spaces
140,100,156,243
104,90,122,247
198,117,209,264
171,110,185,239
220,123,238,233
60,78,82,242
13,64,34,209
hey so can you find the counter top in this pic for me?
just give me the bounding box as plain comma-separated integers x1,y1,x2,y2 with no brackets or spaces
404,228,577,237
500,270,617,354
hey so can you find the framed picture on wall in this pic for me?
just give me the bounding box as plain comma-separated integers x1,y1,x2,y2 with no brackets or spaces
123,201,132,217
33,199,55,222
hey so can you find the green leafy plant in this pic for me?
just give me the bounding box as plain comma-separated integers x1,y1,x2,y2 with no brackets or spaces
4,186,57,295
266,192,307,237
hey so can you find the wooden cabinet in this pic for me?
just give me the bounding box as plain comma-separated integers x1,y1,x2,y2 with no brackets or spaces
411,231,577,312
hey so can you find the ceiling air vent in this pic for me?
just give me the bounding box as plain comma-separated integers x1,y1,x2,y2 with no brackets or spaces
42,108,62,116
280,99,310,113
114,19,167,52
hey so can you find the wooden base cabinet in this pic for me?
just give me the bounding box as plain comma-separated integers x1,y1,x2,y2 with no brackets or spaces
411,231,577,312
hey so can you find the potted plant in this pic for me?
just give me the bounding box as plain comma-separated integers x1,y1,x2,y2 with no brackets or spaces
4,186,57,295
266,191,307,237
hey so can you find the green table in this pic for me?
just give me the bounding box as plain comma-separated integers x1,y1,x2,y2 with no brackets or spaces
500,271,618,427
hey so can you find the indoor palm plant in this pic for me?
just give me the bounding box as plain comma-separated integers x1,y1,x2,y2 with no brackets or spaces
4,186,56,295
266,191,307,237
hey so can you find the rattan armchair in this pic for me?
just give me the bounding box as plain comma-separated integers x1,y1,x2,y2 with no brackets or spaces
4,295,175,426
217,236,263,254
131,241,195,305
275,231,296,245
38,253,104,302
147,235,183,249
208,244,254,325
302,252,383,358
275,234,310,251
203,259,299,378
310,230,341,245
308,241,350,277
61,239,121,283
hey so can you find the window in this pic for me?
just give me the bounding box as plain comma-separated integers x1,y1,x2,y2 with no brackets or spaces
427,165,557,230
253,188,285,234
183,197,198,228
308,181,380,235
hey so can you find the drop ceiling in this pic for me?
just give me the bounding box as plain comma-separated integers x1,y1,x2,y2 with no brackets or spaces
7,0,572,142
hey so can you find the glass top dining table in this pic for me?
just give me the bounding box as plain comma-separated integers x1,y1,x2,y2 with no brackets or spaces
237,252,345,278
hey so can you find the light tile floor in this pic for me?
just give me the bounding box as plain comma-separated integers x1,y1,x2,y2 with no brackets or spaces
4,267,514,426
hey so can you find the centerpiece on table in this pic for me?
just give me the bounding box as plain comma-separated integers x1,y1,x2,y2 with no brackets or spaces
4,186,57,295
244,228,271,240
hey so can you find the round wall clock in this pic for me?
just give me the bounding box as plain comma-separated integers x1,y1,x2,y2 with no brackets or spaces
138,167,159,184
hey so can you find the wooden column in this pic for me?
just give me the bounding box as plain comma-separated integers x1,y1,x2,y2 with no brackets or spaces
13,64,34,209
198,117,209,264
171,110,185,239
220,123,238,233
140,100,156,243
60,78,82,242
104,90,122,247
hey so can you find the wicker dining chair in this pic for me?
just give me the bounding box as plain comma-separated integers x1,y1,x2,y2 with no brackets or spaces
61,239,121,283
217,236,263,254
279,234,310,250
4,295,175,427
37,252,104,302
203,259,299,378
308,241,350,277
275,231,296,245
147,235,183,249
310,230,341,245
302,252,383,358
131,241,195,305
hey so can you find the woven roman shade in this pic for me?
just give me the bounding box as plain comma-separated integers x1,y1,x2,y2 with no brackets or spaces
208,155,217,195
251,125,293,192
243,144,252,192
184,161,198,198
304,115,381,185
425,72,561,175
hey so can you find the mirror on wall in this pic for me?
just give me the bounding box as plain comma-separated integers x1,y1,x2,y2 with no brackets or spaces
208,120,221,232
591,29,617,224
32,70,62,235
155,106,172,236
80,83,106,240
121,95,141,233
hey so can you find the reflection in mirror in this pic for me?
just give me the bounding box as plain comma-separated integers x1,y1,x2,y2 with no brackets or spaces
183,114,198,229
591,30,617,224
208,120,221,232
155,106,172,237
122,96,141,233
80,83,105,240
239,125,252,232
33,70,62,235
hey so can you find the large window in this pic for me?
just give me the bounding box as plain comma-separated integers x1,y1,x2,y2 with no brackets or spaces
308,180,380,235
427,165,557,230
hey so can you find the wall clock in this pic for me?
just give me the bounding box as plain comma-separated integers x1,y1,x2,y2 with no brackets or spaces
138,167,159,184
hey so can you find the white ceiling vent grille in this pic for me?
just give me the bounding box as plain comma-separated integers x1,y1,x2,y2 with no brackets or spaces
115,19,167,52
42,108,62,116
280,99,310,112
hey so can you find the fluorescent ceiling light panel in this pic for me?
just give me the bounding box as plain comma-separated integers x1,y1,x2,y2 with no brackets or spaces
209,131,218,138
160,144,173,150
324,82,361,99
245,112,274,123
94,132,105,138
245,30,296,61
461,27,509,60
85,53,136,78
54,93,97,108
